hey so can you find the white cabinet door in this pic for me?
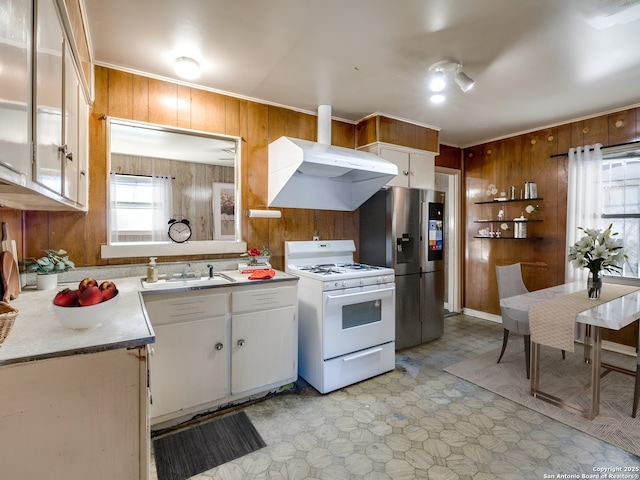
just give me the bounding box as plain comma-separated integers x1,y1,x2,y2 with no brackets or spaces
408,151,435,190
0,347,148,480
63,42,79,202
150,317,228,419
77,96,89,207
379,147,410,188
35,0,64,194
231,305,297,393
0,0,30,180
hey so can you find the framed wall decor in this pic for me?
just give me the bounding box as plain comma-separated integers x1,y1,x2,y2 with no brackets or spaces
212,182,235,240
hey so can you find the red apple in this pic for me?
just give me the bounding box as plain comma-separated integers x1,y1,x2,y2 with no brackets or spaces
53,288,80,307
78,286,103,306
99,280,118,300
79,277,98,292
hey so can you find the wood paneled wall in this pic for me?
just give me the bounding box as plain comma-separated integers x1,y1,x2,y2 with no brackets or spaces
356,115,439,153
15,67,364,270
463,107,639,345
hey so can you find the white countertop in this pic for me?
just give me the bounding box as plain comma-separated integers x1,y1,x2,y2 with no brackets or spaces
500,281,640,330
0,270,298,366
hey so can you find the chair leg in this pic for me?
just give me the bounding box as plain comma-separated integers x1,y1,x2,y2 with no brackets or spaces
633,369,640,418
497,329,509,364
524,335,531,380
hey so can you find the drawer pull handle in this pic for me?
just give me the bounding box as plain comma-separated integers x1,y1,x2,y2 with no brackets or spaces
237,339,245,347
215,343,224,350
343,347,383,362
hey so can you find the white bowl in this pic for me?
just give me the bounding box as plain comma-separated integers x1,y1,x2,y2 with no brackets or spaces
52,293,119,329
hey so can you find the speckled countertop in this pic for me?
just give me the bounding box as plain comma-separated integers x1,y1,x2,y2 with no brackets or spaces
0,269,298,366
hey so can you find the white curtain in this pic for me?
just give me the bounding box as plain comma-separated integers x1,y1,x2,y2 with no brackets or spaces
109,173,173,243
565,144,603,283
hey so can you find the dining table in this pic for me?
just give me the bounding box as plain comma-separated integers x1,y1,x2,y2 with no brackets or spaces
500,281,640,420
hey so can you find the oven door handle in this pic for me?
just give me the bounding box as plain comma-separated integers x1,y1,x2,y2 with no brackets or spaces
326,286,395,301
342,347,384,362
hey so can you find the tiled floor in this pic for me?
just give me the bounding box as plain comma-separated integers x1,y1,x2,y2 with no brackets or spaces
151,314,639,479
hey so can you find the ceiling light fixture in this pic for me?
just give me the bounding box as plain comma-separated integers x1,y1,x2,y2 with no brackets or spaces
428,59,475,95
429,71,446,92
174,57,201,80
454,70,475,92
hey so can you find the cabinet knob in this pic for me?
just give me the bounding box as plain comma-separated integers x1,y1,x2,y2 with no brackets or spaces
237,339,245,347
215,342,223,350
403,170,409,176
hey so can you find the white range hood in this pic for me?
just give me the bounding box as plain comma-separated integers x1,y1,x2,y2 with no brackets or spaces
267,106,398,211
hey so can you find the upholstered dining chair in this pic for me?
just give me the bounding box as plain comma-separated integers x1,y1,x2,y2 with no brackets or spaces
495,263,565,379
496,264,533,378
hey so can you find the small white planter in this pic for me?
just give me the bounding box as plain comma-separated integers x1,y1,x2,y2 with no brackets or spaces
36,273,58,291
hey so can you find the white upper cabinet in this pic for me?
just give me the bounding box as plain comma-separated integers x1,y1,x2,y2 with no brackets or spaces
34,0,88,205
361,143,436,190
0,0,31,182
0,0,91,211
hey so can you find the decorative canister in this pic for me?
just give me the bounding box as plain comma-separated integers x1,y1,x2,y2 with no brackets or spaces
513,217,527,238
524,182,538,199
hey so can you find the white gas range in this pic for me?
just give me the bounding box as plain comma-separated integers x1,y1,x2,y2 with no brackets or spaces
285,240,396,394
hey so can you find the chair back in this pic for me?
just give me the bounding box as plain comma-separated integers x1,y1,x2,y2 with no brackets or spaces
496,263,528,300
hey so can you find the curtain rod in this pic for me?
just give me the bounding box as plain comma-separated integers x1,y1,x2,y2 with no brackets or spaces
549,139,640,158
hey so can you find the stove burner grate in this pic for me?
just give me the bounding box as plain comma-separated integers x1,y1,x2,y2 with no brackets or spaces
298,264,345,275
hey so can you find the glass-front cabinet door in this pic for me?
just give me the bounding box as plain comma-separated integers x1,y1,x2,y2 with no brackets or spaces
34,0,64,194
0,0,31,179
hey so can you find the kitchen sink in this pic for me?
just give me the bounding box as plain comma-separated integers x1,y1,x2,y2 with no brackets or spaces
140,272,236,289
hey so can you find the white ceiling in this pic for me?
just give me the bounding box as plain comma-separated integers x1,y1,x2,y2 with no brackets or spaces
83,0,640,148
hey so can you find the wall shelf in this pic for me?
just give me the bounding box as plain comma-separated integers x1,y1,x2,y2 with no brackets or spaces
475,197,543,205
474,236,542,240
474,219,542,223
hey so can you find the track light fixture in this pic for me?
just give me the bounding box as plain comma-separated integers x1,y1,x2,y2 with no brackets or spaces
428,59,475,99
454,70,475,93
429,70,446,92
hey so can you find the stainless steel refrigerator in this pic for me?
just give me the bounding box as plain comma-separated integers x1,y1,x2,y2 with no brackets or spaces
359,187,445,350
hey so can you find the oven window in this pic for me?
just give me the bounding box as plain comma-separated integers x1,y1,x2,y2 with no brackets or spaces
342,300,381,329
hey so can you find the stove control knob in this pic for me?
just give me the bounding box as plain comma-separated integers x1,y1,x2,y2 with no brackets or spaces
342,281,348,287
360,279,365,285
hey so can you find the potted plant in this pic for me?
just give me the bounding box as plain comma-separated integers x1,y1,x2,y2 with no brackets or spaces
23,249,75,290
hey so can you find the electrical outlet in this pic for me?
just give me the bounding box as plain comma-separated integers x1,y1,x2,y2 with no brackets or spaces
313,236,319,241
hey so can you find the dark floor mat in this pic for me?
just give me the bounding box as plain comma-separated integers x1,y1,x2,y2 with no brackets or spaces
153,411,266,480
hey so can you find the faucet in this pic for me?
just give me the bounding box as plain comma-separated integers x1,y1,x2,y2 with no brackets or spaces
207,264,214,278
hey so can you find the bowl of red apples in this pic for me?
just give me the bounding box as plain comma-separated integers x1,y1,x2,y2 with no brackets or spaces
52,277,119,329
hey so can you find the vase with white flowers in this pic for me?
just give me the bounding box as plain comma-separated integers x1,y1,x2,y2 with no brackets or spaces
567,224,625,299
